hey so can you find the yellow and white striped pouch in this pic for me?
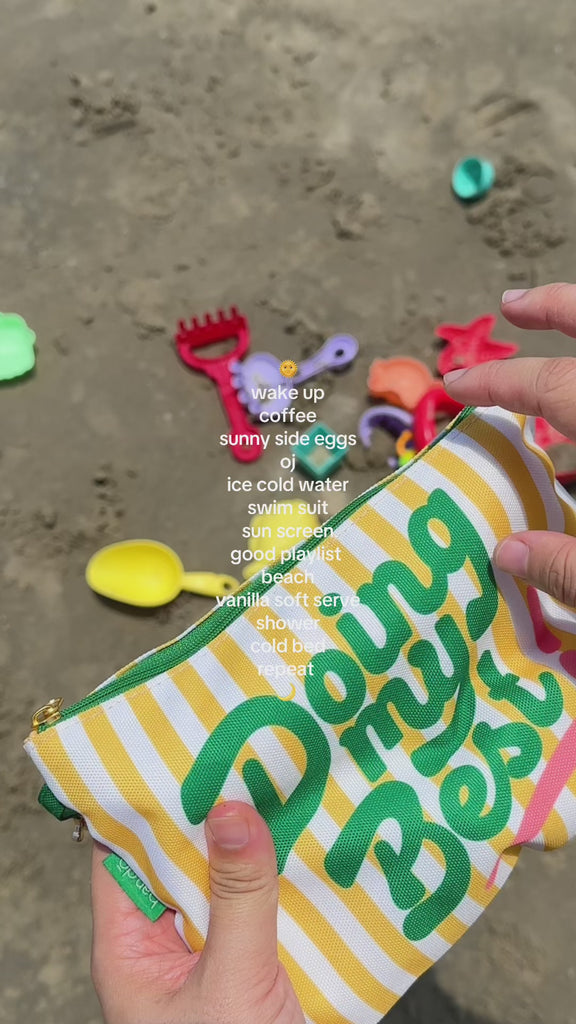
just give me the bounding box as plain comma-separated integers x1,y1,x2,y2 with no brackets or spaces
25,405,576,1024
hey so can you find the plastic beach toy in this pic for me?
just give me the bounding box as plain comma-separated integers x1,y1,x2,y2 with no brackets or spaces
232,335,358,418
451,156,495,202
357,406,415,469
435,315,519,376
413,385,464,451
242,501,321,580
0,312,36,380
175,308,263,463
293,423,348,480
86,540,239,607
292,335,358,386
368,357,435,411
534,418,571,453
411,402,576,487
396,430,415,466
358,405,413,448
231,352,294,417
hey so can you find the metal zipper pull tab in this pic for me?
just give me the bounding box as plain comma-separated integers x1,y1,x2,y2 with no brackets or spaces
31,697,64,732
72,817,86,843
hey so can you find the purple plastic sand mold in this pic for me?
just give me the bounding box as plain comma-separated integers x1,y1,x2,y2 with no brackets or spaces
292,335,359,385
232,334,359,418
230,353,289,416
358,405,414,448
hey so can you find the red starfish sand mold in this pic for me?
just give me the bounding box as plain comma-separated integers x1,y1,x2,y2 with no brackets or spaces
435,315,519,376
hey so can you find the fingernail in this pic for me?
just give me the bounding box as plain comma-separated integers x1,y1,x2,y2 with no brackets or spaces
207,812,251,850
443,368,468,386
502,289,528,304
494,538,529,578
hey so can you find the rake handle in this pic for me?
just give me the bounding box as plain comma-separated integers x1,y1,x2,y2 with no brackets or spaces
209,361,264,463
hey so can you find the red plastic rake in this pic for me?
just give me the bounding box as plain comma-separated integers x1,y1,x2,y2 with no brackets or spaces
175,308,263,463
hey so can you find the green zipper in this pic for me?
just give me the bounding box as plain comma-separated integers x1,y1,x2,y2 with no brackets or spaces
37,406,474,733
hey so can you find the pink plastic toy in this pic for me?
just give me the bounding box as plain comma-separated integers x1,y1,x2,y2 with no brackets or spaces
414,393,576,487
435,315,519,376
413,386,464,451
175,308,263,463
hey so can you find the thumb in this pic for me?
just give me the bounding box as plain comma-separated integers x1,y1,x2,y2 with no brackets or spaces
201,801,280,992
495,531,576,606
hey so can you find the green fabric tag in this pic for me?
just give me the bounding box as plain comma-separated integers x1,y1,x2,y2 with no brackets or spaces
103,853,167,921
38,784,81,821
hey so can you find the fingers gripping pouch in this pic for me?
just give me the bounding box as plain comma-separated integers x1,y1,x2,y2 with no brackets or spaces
25,406,576,1024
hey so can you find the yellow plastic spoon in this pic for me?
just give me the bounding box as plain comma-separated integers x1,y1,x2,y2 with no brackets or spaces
86,540,239,607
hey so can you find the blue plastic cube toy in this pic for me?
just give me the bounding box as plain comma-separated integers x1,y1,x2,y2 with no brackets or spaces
292,423,348,480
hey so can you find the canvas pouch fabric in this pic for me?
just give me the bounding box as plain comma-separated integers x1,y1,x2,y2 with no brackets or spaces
25,405,576,1024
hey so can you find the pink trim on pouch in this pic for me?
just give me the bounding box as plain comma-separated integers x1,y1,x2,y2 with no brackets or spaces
489,718,576,888
488,588,576,889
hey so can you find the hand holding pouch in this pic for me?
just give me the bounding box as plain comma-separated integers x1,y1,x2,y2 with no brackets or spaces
25,406,576,1024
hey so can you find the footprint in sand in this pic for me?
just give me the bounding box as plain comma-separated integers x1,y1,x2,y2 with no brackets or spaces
465,154,566,259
